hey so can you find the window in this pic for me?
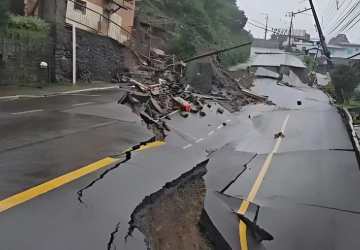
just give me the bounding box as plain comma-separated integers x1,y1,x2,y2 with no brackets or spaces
74,0,86,15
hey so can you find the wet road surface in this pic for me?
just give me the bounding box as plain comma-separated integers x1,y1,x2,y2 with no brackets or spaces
0,80,359,250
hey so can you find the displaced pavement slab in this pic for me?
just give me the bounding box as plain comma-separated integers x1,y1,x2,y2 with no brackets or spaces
0,130,207,249
65,103,141,123
251,78,330,110
0,120,152,199
0,89,125,114
255,150,360,212
0,98,237,249
0,111,118,152
258,202,360,250
255,67,280,79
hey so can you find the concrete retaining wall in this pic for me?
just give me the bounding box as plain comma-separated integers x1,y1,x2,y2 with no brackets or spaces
55,27,136,82
0,38,54,85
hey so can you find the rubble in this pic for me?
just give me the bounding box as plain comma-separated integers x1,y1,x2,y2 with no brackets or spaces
117,44,268,136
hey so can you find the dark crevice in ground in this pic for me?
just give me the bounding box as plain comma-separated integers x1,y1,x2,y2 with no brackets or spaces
329,148,355,152
107,222,121,250
121,159,228,250
76,136,157,203
220,153,258,194
198,210,232,250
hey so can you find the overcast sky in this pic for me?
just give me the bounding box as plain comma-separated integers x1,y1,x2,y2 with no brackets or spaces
237,0,360,43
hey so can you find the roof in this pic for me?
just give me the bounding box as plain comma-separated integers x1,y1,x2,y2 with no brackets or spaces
251,53,306,68
337,43,360,48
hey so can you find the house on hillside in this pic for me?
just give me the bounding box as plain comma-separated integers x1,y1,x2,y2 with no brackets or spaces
9,0,135,45
66,0,135,44
328,43,360,65
6,0,137,83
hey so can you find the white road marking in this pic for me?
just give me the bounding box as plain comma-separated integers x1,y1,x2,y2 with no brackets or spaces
68,94,101,97
226,119,231,122
195,138,204,143
72,102,95,107
217,125,224,130
11,109,44,115
183,144,193,149
208,130,215,136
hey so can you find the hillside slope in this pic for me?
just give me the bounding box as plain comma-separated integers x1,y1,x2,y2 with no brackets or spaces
136,0,252,67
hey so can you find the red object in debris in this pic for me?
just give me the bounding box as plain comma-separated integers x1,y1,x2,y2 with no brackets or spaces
183,102,192,112
173,97,192,112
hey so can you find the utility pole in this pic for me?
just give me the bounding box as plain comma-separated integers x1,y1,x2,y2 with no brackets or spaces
264,14,269,40
72,25,76,85
308,0,332,65
288,12,294,47
287,8,311,48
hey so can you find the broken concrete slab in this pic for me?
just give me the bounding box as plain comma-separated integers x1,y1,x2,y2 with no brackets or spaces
65,103,141,123
255,67,280,79
252,53,306,69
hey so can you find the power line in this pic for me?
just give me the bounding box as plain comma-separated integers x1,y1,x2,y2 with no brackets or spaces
328,0,360,34
249,18,266,26
337,4,360,31
247,21,314,43
346,15,360,30
328,0,357,32
325,0,354,32
247,21,281,35
339,9,360,31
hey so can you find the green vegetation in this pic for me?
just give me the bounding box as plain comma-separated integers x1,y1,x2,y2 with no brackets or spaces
303,55,318,71
0,0,9,31
331,64,360,104
323,81,336,98
138,0,252,67
5,15,50,41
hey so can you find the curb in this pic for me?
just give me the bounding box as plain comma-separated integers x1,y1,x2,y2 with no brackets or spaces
0,86,119,101
337,106,360,166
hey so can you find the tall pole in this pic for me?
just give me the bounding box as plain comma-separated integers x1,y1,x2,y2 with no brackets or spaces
308,0,332,65
264,14,269,40
288,12,294,47
72,25,76,85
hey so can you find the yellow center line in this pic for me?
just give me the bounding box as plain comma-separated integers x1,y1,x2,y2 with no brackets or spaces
238,114,290,250
135,140,166,152
0,141,165,213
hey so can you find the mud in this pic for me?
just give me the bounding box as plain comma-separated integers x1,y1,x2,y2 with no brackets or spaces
127,160,215,250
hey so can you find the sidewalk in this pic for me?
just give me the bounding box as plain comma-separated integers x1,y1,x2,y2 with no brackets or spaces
0,82,119,99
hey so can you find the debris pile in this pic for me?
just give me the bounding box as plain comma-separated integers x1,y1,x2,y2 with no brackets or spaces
117,45,267,137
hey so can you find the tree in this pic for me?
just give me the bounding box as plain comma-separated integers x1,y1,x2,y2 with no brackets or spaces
0,0,9,31
331,64,360,104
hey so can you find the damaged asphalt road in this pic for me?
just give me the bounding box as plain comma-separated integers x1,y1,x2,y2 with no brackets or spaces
0,79,360,250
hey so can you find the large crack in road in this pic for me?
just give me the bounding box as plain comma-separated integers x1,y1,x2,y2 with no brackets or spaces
76,136,159,203
113,159,219,250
